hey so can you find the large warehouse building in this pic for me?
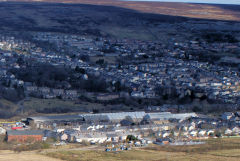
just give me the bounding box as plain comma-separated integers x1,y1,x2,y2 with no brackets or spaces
26,111,197,128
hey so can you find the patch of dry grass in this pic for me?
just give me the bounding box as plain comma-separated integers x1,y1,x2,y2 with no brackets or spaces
0,99,18,113
0,150,61,161
23,98,83,111
23,97,106,115
45,138,240,161
145,138,240,153
15,0,240,21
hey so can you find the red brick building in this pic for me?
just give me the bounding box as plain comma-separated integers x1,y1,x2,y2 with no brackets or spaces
7,130,44,142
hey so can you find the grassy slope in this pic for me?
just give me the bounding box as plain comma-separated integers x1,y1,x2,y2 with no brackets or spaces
22,98,95,114
8,0,240,21
0,99,18,111
7,0,240,21
0,99,18,119
23,98,83,111
0,2,178,41
0,1,239,42
22,97,132,115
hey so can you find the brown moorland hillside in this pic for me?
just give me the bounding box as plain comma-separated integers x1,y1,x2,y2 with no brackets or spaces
6,0,240,21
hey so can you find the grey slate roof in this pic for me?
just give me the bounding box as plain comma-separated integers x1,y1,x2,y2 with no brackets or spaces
7,130,44,136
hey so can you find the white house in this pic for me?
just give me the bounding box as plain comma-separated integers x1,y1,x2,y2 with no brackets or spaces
232,127,240,135
162,132,170,138
225,129,232,135
198,130,206,137
189,130,198,137
207,130,215,136
221,112,233,120
60,133,68,141
0,127,6,134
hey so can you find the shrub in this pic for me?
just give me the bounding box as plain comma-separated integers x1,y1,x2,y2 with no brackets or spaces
126,135,137,141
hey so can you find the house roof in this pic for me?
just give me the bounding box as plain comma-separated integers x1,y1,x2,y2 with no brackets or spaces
7,130,44,136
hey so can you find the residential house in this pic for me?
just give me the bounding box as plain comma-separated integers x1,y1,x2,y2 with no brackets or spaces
52,89,64,97
64,90,78,100
221,112,234,121
156,138,170,145
225,129,232,135
96,93,119,101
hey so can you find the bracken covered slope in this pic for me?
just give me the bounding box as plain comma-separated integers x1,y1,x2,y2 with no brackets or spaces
6,0,240,21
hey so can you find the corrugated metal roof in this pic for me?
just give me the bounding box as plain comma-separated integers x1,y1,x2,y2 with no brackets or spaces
27,111,197,123
80,111,146,122
147,113,197,120
28,115,83,122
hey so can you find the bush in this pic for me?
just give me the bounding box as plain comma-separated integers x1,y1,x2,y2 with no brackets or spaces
215,132,222,138
193,106,202,112
127,135,137,141
203,32,239,43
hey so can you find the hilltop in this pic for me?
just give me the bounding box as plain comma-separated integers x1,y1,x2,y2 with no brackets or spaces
5,0,240,21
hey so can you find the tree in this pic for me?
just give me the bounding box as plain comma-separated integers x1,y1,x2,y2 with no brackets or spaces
96,59,104,65
75,66,86,74
17,57,24,66
126,135,137,141
113,81,121,92
193,106,202,112
80,55,89,62
215,131,222,138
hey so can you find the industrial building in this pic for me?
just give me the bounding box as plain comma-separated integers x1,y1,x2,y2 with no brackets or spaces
26,111,197,129
6,130,44,142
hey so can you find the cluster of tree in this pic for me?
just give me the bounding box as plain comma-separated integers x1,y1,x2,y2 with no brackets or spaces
96,59,105,65
10,62,109,92
203,32,239,43
155,85,179,100
71,74,108,92
126,135,138,141
10,63,70,88
100,46,116,53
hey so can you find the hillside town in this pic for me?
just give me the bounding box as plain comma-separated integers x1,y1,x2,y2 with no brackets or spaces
0,0,240,160
1,111,240,148
0,32,239,107
0,31,239,148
